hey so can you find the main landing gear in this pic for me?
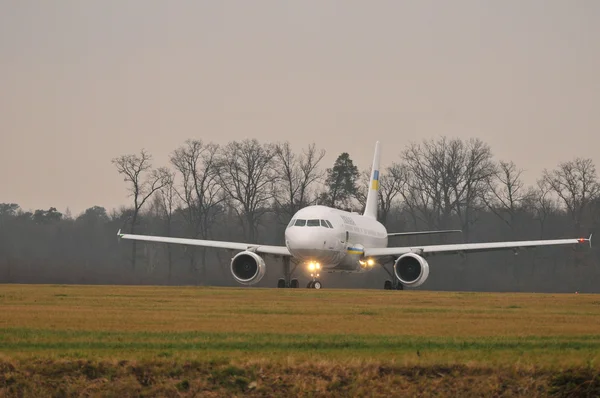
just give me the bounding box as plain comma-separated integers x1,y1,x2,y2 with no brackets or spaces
380,262,404,290
277,257,300,288
277,278,299,288
384,279,403,290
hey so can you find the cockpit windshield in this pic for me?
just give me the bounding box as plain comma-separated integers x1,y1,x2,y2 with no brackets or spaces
290,219,333,228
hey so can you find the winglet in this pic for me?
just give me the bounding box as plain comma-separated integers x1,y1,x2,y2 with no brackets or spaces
117,229,123,239
578,234,593,248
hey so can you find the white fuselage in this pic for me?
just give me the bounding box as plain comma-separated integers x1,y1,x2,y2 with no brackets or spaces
284,205,388,272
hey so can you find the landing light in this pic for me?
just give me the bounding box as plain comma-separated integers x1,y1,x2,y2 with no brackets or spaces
308,262,321,271
360,258,376,267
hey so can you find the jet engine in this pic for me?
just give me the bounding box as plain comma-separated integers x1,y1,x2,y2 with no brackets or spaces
393,253,430,287
230,251,266,285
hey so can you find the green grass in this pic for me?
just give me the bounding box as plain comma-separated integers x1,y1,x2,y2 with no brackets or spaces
2,329,600,356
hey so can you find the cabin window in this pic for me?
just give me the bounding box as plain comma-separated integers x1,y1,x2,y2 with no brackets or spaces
307,219,320,227
294,219,306,226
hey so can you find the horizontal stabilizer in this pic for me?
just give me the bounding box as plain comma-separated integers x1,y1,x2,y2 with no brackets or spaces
388,229,463,237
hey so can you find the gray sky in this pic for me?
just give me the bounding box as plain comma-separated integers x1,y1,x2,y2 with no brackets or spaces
1,1,599,215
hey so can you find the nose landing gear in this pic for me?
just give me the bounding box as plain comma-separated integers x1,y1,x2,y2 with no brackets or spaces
306,261,323,289
307,280,322,289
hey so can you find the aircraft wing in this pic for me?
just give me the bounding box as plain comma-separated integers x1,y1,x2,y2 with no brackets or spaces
117,230,291,256
388,229,462,237
364,235,592,258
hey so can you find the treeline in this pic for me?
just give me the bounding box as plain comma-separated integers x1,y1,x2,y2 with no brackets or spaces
1,137,599,292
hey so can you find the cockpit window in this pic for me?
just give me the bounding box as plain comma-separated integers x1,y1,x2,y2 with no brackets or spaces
320,219,334,228
293,218,333,228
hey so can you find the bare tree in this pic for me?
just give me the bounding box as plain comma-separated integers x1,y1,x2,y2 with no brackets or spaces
399,169,437,230
543,158,600,234
217,139,277,242
484,161,531,234
400,137,494,239
451,138,496,239
483,161,536,286
112,149,170,269
273,142,325,221
170,140,224,279
378,163,407,225
401,137,463,231
527,179,559,239
157,172,178,282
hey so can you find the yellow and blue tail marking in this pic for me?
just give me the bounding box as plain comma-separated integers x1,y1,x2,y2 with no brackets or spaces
371,169,379,190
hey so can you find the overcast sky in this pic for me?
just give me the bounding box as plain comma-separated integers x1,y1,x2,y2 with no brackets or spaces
1,1,599,215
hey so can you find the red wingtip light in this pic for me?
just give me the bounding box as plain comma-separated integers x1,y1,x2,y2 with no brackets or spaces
578,238,586,243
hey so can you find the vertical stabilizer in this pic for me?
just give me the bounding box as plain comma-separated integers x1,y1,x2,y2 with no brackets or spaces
363,141,381,219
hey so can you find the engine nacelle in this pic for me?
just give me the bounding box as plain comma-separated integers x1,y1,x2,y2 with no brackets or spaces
230,251,266,285
393,253,430,287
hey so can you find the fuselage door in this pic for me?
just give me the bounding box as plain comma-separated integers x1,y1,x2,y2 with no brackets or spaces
341,230,349,244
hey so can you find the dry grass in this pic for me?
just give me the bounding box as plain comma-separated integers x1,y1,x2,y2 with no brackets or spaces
2,285,599,336
1,284,600,396
2,358,599,397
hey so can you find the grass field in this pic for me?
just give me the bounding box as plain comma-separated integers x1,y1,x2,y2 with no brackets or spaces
1,284,600,396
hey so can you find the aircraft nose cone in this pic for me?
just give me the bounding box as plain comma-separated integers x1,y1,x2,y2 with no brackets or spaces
285,228,312,250
285,228,323,258
285,226,340,264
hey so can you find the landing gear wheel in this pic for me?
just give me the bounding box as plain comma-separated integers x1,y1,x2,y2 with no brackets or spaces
277,278,286,288
307,281,314,288
290,279,299,288
384,280,392,290
396,283,404,290
313,281,322,289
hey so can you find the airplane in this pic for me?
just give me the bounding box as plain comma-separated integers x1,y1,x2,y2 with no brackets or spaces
118,141,592,290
